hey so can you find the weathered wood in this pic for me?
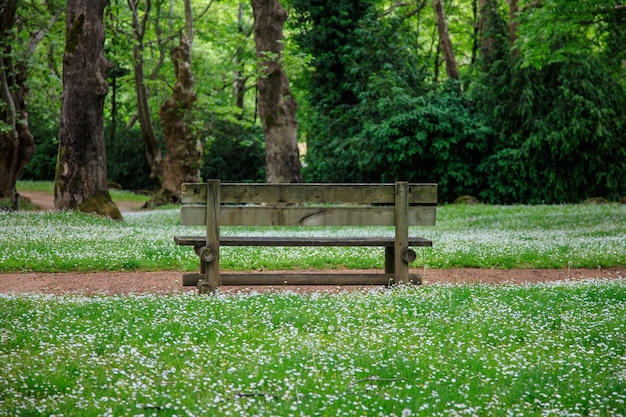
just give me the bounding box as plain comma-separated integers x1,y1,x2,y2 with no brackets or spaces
205,180,220,292
181,183,438,205
183,272,422,286
181,205,436,227
174,236,433,247
395,181,410,284
384,246,395,274
176,180,437,293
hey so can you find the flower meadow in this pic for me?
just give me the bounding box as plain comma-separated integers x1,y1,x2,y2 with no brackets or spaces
0,203,625,272
1,281,625,416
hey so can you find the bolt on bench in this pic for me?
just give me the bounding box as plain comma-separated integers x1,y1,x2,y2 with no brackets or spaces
174,180,437,293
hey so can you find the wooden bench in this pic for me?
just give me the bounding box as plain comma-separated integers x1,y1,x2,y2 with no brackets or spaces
174,180,437,293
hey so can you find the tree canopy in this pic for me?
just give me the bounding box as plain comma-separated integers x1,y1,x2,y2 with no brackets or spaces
6,0,625,205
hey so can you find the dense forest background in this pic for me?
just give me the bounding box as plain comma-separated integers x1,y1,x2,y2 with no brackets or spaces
6,0,626,203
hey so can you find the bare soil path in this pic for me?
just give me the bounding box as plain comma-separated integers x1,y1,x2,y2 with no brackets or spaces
0,268,623,295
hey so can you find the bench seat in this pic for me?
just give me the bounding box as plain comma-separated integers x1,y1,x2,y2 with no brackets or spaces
174,236,433,247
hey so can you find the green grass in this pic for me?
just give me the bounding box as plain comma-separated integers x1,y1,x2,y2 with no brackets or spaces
16,180,152,206
1,281,625,416
16,180,55,193
1,182,624,272
2,182,625,416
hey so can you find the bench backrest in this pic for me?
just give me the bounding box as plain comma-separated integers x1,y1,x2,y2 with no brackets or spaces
180,181,437,227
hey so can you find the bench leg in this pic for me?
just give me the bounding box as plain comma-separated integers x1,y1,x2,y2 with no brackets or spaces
394,181,409,284
384,247,395,275
203,180,221,294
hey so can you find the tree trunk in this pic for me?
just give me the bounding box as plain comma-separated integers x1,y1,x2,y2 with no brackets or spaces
0,0,37,210
251,0,302,183
128,0,163,190
55,0,121,219
509,0,519,48
146,31,200,207
432,0,459,80
479,0,501,65
233,1,252,118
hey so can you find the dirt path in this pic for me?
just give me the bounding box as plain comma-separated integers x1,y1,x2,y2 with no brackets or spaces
0,268,622,295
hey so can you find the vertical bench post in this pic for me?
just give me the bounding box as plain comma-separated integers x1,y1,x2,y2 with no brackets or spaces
202,180,221,293
394,181,409,284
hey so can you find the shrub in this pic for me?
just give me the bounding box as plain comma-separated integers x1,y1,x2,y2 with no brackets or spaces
105,125,153,191
201,119,265,182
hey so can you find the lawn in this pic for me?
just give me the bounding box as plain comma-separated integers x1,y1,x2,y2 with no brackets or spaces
1,191,624,272
1,282,625,416
1,182,625,416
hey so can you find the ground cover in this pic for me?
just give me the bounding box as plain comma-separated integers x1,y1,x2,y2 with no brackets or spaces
2,183,625,416
1,198,624,273
1,281,625,416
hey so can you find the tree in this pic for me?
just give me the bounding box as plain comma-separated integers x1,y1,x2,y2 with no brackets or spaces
251,0,301,183
127,0,163,190
432,0,459,80
0,1,60,209
473,0,626,203
145,0,201,206
54,0,122,219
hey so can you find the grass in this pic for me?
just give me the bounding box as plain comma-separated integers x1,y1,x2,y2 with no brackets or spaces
0,181,624,272
0,281,625,416
2,182,625,416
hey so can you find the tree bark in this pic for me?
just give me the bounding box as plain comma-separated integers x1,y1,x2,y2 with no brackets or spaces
251,0,302,183
233,1,252,118
128,0,163,190
55,0,121,219
146,31,200,207
479,0,500,65
432,0,459,80
509,0,519,58
0,0,37,210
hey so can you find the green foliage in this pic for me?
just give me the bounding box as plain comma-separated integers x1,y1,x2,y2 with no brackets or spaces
201,119,266,182
489,59,625,203
305,80,492,202
105,125,153,191
19,114,58,182
289,0,377,111
11,0,626,205
474,2,626,204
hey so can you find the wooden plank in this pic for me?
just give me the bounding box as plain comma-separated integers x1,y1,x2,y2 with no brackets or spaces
205,180,221,292
181,205,436,227
394,181,410,284
181,183,438,205
174,235,433,247
182,272,422,287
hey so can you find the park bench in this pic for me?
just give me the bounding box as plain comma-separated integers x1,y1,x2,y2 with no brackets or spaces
174,180,437,293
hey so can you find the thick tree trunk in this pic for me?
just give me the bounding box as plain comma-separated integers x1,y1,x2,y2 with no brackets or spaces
55,0,121,219
128,0,163,190
251,0,302,183
0,0,36,210
432,0,459,80
145,32,200,207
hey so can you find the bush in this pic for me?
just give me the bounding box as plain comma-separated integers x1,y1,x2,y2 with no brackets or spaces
105,125,153,191
305,81,492,202
477,57,626,203
20,114,58,181
201,119,265,182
